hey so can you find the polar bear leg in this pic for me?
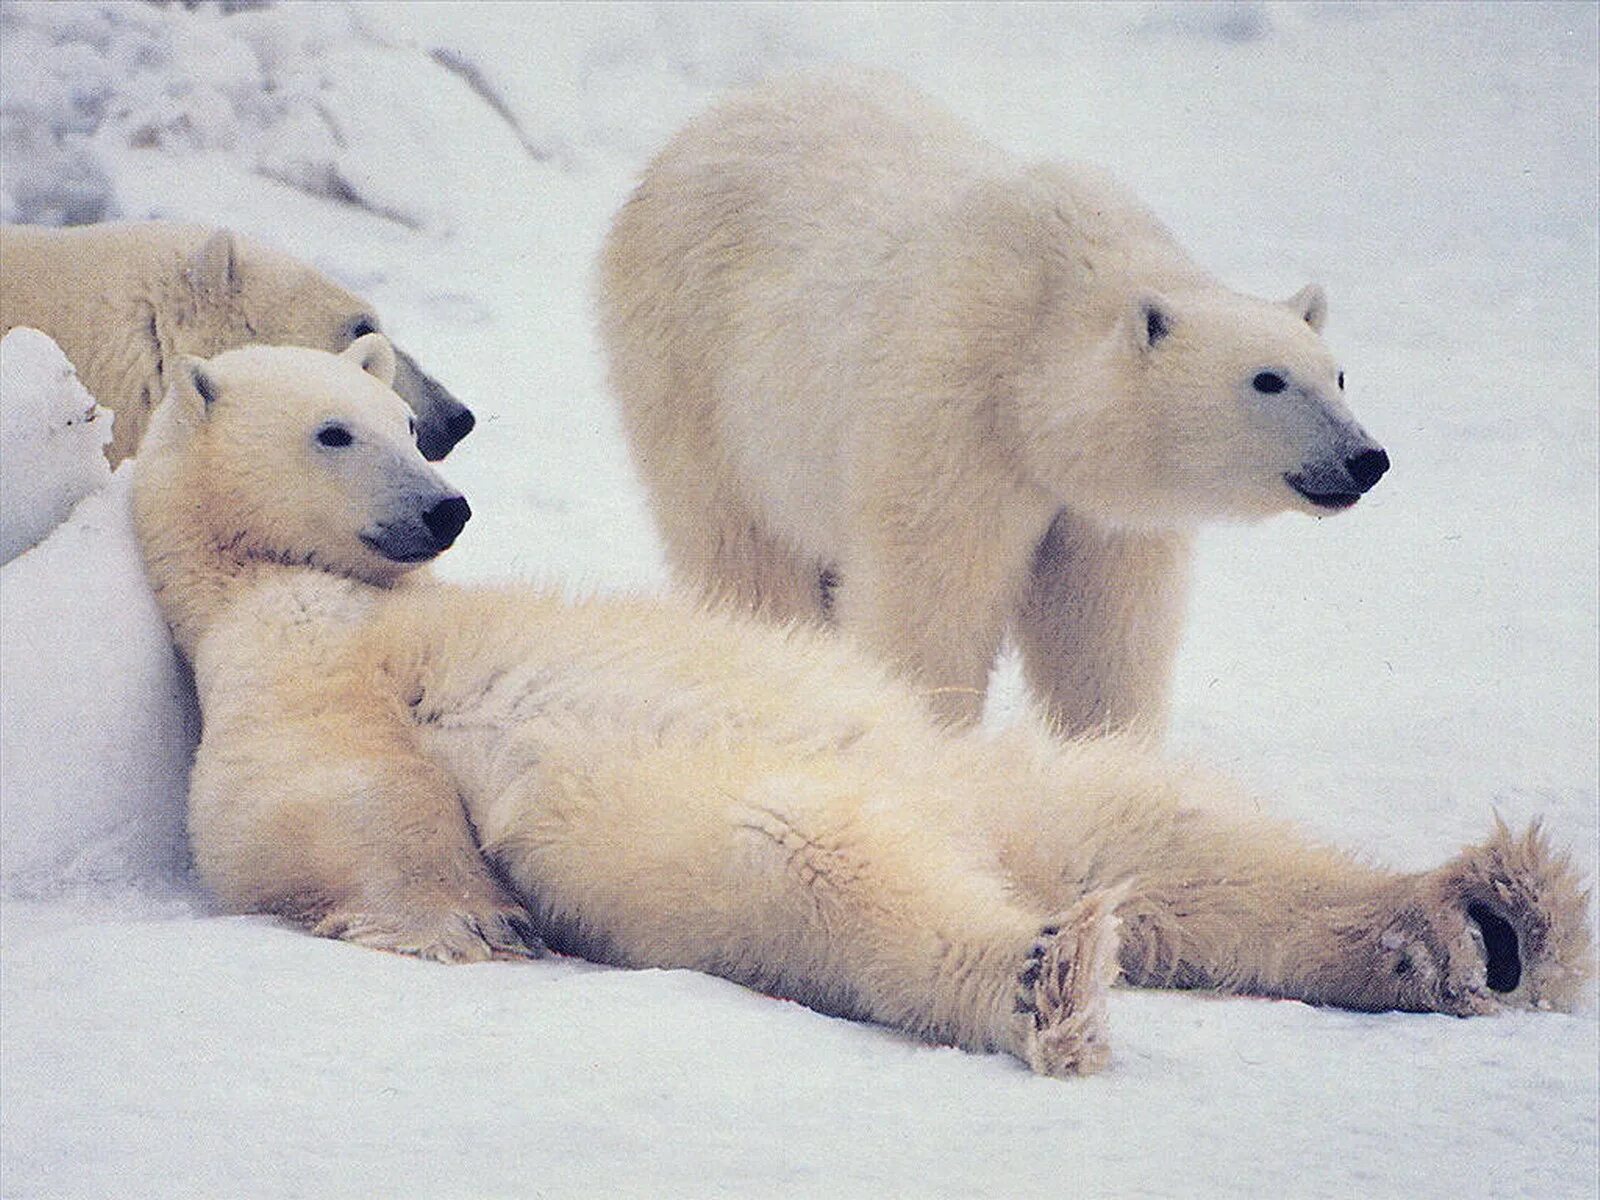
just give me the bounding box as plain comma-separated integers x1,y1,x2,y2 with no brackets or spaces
1013,510,1191,739
191,704,542,964
473,749,1120,1074
609,342,827,623
984,744,1592,1013
836,472,1045,727
719,793,1123,1072
679,501,829,623
1016,883,1127,1077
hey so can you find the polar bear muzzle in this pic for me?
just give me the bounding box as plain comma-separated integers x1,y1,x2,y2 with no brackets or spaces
361,491,472,563
392,347,475,462
1284,444,1390,511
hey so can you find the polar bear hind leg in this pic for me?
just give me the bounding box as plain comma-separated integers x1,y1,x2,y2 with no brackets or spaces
607,329,828,624
981,739,1593,1015
686,497,830,623
467,743,1121,1075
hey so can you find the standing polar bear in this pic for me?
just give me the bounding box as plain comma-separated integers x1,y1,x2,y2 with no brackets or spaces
599,71,1389,734
1,221,474,465
132,340,1588,1078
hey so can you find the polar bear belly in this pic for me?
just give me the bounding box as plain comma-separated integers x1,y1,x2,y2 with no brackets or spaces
709,255,886,561
717,365,853,558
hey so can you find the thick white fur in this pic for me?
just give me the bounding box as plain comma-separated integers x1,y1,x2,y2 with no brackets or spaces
133,343,1589,1077
0,221,468,464
598,70,1386,733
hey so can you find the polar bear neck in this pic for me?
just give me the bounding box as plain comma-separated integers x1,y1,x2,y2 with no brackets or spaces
130,424,403,662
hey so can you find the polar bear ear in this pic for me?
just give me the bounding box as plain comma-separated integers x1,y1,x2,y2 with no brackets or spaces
1285,283,1328,332
341,331,396,387
1129,291,1176,354
185,230,242,301
173,355,220,416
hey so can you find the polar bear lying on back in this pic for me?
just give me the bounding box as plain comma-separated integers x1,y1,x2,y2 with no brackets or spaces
599,71,1390,735
131,340,1587,1077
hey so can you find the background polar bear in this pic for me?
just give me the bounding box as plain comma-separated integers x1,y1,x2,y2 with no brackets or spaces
1,220,475,465
598,70,1390,734
131,338,1588,1079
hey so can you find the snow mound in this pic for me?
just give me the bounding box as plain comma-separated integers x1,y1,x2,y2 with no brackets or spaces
1136,1,1272,44
0,466,199,900
0,1,529,232
0,326,113,564
0,1,824,232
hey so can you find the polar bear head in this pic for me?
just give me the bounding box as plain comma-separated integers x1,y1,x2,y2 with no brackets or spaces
144,334,470,588
1023,281,1388,530
175,229,474,461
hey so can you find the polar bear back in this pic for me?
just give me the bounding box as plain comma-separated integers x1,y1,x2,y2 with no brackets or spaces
603,71,1198,560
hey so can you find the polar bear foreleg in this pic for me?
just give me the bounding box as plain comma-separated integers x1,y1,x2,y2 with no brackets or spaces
191,695,542,964
836,467,1045,728
1013,510,1191,740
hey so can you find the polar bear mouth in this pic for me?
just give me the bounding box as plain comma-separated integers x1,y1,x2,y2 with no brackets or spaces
1283,473,1361,510
360,532,441,564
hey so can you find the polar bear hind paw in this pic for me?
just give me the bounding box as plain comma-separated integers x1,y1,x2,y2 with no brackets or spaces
1015,883,1129,1077
310,901,548,964
1389,819,1594,1015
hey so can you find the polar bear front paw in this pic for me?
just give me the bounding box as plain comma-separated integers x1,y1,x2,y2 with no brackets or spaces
1014,883,1127,1077
311,898,547,964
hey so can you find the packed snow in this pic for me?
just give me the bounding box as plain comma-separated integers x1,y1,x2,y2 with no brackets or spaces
1,2,1595,1197
0,462,199,897
0,328,112,564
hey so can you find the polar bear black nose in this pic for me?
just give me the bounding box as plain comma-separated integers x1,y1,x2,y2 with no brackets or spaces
422,495,472,549
1345,448,1390,492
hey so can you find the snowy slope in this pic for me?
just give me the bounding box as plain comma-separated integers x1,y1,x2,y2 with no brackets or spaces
1,3,1596,1197
0,328,111,564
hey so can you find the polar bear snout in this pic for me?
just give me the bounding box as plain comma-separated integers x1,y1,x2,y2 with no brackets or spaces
1285,444,1390,511
393,347,475,462
362,492,472,563
422,495,472,549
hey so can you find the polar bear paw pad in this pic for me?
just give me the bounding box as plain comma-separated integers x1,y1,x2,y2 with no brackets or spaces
1016,884,1127,1077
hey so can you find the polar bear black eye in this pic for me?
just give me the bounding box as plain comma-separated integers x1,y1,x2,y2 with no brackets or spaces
1338,371,1345,390
316,423,354,448
1252,372,1287,394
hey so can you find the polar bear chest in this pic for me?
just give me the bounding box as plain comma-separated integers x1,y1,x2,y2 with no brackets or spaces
401,597,917,822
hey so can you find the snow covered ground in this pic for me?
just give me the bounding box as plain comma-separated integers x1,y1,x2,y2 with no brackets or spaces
0,328,111,564
1,2,1596,1197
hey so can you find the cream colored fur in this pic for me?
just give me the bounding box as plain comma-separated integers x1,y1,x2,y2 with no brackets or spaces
133,343,1589,1078
598,70,1388,734
1,220,471,464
